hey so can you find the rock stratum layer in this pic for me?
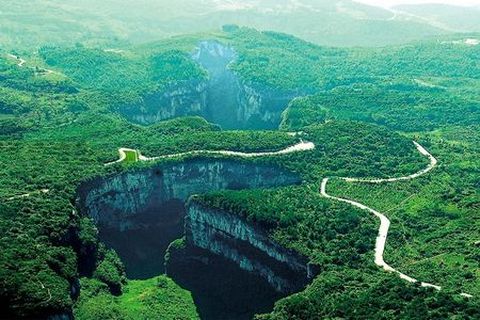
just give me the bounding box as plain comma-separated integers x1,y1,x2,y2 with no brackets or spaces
185,200,314,293
78,159,301,229
120,80,208,125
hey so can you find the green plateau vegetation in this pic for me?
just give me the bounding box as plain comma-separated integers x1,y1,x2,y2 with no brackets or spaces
38,45,207,99
192,127,480,319
327,126,480,296
1,10,479,319
259,268,478,320
0,112,436,318
74,276,199,320
281,83,480,131
0,115,298,198
0,114,300,318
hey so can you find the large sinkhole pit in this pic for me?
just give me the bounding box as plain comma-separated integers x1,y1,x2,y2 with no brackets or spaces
77,159,315,320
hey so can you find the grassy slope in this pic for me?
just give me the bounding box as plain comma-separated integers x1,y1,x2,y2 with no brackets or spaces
123,150,138,163
327,128,480,296
74,276,199,320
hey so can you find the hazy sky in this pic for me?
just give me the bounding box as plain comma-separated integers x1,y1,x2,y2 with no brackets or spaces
354,0,480,7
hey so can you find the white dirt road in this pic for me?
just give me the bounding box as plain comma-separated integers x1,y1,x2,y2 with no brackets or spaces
321,141,472,298
105,141,315,166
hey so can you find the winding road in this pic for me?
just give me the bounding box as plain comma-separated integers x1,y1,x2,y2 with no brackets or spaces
6,189,50,201
6,138,473,302
7,54,26,67
321,141,472,298
6,53,61,75
104,140,315,166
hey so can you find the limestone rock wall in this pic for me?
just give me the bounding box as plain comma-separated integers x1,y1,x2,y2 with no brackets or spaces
77,159,313,294
186,201,312,293
77,159,301,230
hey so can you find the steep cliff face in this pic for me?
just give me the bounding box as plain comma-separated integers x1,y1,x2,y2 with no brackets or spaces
77,159,301,231
118,80,208,125
193,40,302,130
192,40,241,129
185,201,312,293
236,81,302,129
118,40,303,129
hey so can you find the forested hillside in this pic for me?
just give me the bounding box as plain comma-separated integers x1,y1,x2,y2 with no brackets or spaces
281,84,480,131
1,23,479,320
8,27,475,128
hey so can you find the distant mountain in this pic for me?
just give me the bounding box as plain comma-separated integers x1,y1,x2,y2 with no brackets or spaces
393,4,480,32
191,0,449,47
0,0,467,49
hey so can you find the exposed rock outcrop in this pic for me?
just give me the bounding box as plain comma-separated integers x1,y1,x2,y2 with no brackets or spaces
185,200,313,293
118,80,208,125
77,159,301,230
193,40,303,129
77,159,314,294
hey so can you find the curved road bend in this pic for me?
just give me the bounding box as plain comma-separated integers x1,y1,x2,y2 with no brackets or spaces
105,141,315,166
321,141,472,298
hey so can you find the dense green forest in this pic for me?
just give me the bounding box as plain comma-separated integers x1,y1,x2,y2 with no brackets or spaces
0,115,302,318
281,83,480,131
192,128,480,319
30,27,480,112
74,276,199,319
1,23,479,320
327,126,480,296
4,27,478,127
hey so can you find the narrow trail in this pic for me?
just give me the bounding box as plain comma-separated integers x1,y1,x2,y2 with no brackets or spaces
6,189,50,201
7,54,26,67
6,53,61,75
104,140,315,166
320,141,472,298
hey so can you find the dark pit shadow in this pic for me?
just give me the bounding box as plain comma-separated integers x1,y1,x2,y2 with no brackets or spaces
99,199,185,279
167,246,285,320
78,159,312,319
